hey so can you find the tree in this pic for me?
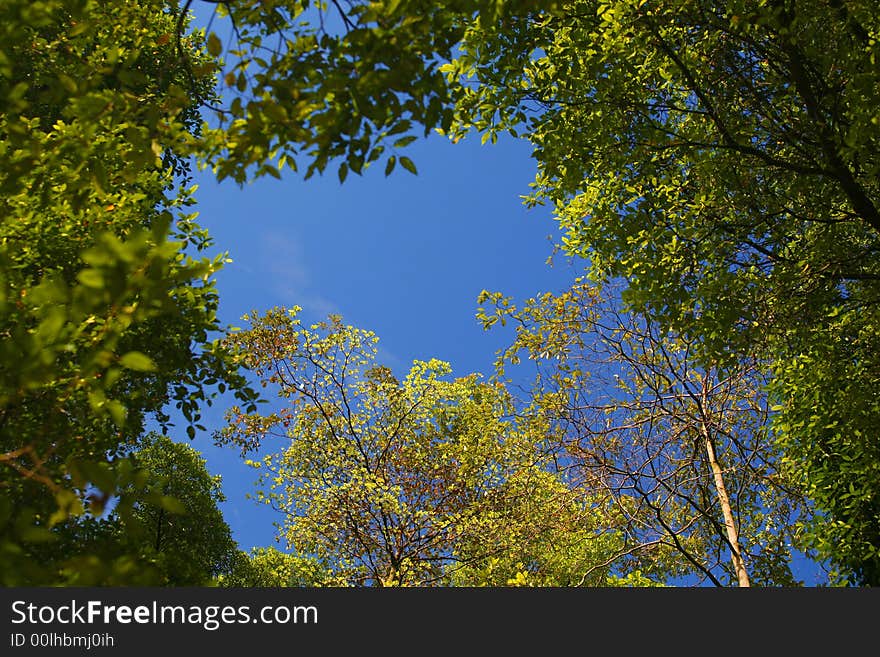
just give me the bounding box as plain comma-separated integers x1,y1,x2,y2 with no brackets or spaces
443,0,879,348
19,433,240,586
445,0,880,583
478,279,813,586
0,0,259,584
447,465,655,586
191,0,469,184
218,307,640,586
113,434,239,585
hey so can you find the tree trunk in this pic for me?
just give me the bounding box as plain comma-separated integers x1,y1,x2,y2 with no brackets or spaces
701,378,751,587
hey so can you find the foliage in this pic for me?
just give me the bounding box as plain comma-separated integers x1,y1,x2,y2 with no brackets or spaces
448,466,637,586
0,0,259,584
444,0,880,582
194,0,879,581
218,546,334,587
194,0,522,184
478,279,812,586
446,0,879,350
111,433,239,585
769,311,880,586
1,452,160,586
219,307,637,586
6,0,876,586
4,433,239,585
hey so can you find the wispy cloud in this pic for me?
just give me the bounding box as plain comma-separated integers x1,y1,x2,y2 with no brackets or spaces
256,230,405,373
259,229,339,319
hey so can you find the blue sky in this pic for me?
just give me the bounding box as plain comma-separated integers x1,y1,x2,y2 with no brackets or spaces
176,1,579,553
182,130,579,551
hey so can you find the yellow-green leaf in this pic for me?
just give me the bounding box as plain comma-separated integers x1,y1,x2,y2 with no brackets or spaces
119,351,157,372
207,32,222,57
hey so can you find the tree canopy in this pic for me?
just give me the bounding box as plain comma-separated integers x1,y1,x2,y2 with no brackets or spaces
3,0,877,586
219,308,648,586
219,546,334,587
447,0,880,584
479,280,811,585
114,433,239,585
0,0,258,583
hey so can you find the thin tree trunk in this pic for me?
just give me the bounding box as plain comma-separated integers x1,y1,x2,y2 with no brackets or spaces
701,378,751,587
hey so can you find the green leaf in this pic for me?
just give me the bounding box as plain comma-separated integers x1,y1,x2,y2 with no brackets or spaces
393,135,418,149
207,32,222,57
57,73,78,93
159,495,187,515
387,121,411,136
119,351,157,372
399,156,417,175
36,308,67,344
385,155,396,176
76,269,104,288
105,399,127,427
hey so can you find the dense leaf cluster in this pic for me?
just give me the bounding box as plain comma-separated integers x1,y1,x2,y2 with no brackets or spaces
0,0,257,584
